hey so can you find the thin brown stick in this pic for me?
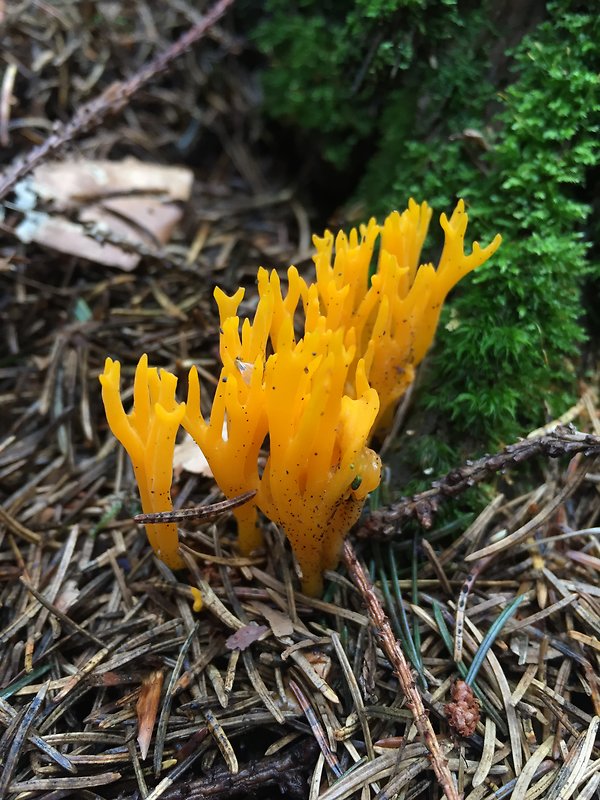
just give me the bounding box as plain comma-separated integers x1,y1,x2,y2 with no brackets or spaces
0,0,236,202
134,490,256,525
0,505,41,545
342,540,459,800
359,425,600,538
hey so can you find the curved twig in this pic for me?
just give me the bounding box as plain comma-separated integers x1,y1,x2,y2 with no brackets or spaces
359,425,600,539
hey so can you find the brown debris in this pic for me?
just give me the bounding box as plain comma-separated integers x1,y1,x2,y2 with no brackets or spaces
225,622,268,651
137,669,165,760
445,679,481,737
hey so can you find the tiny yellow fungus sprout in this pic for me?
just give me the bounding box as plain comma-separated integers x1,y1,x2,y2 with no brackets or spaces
256,265,310,349
99,355,186,570
312,199,502,426
190,586,203,612
257,319,381,596
214,283,274,369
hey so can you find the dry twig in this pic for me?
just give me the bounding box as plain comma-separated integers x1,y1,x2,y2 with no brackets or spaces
360,425,600,538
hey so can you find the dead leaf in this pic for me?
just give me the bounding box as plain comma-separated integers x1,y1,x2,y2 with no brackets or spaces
251,601,294,638
81,197,183,247
136,670,164,760
16,213,142,270
14,158,193,270
31,158,192,207
225,623,269,651
173,433,213,477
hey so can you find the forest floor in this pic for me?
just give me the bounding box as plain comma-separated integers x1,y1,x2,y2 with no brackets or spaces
1,4,600,799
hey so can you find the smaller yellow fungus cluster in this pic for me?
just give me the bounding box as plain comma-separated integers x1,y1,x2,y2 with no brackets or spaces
100,199,500,594
99,355,185,570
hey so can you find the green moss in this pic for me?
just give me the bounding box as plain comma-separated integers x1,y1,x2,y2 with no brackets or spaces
418,3,599,444
253,0,464,165
254,0,599,454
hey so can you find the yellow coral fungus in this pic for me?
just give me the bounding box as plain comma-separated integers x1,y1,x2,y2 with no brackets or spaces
312,199,502,426
99,198,499,595
214,284,273,370
99,355,186,569
256,265,310,350
190,587,203,612
257,319,381,596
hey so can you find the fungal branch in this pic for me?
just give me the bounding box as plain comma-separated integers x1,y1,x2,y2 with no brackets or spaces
182,360,267,555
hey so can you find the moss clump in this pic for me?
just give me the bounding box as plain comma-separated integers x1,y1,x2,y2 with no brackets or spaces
253,0,468,166
254,0,599,451
409,3,598,445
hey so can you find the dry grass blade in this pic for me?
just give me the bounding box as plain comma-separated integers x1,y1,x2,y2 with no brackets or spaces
143,749,205,800
546,716,599,800
543,567,600,637
0,505,41,544
421,538,453,597
52,646,113,703
319,749,433,800
376,757,434,800
183,575,244,632
242,649,285,724
0,695,75,773
0,681,48,798
466,456,594,561
453,555,492,663
20,576,107,648
577,772,600,800
289,678,342,778
282,643,339,704
152,624,198,774
7,772,122,793
471,716,496,787
330,631,374,761
511,735,554,800
204,708,238,774
508,594,577,632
